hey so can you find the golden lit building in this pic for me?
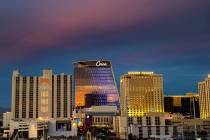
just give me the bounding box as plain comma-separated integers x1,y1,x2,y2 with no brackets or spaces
198,74,210,119
120,72,164,117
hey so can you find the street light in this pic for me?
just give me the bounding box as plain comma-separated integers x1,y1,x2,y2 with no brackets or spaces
38,117,47,140
191,96,198,139
125,96,129,140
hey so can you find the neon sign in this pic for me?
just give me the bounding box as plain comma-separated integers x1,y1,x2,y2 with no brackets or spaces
96,60,107,67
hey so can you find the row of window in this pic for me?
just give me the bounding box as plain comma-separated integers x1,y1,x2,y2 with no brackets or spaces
128,117,170,126
15,76,71,119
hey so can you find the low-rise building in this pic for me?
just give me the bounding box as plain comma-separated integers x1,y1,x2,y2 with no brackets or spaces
172,118,210,139
74,106,119,138
124,112,183,140
9,118,77,139
3,112,11,128
164,93,199,118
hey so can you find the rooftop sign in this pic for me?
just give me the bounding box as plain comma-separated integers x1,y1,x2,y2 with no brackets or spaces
128,72,154,75
96,60,108,67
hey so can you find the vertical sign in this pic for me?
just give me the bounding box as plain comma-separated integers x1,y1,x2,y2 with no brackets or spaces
39,77,51,118
29,122,37,138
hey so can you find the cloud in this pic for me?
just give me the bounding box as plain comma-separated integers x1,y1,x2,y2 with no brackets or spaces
0,0,209,62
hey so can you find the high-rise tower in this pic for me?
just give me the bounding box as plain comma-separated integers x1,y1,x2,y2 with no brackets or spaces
120,72,164,117
199,74,210,119
11,69,72,120
74,60,119,108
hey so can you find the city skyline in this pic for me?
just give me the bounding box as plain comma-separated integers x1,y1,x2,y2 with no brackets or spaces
1,0,210,108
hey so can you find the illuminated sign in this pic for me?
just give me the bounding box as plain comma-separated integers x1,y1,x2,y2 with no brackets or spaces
39,77,51,114
96,60,107,67
128,72,154,75
29,123,37,138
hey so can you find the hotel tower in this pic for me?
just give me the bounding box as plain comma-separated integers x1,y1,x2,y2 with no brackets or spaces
74,60,119,108
199,74,210,119
11,69,72,120
120,72,164,117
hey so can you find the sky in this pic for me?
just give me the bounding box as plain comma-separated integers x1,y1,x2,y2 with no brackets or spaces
0,0,210,108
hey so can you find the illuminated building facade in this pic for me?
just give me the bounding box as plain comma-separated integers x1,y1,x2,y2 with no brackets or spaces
164,93,200,118
74,60,119,107
120,72,164,117
199,75,210,119
11,69,72,120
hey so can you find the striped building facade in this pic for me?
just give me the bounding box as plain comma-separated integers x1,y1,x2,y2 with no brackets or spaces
199,75,210,119
11,69,72,120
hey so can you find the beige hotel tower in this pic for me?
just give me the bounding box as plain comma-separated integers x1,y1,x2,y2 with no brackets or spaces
198,74,210,119
11,69,72,120
120,72,164,117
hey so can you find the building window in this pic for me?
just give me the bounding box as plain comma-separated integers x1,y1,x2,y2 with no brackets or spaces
29,77,34,118
148,126,152,136
22,77,27,118
15,77,20,119
139,127,143,138
128,117,133,125
165,119,172,125
173,126,177,136
56,121,71,131
57,76,61,117
137,117,142,125
156,126,160,135
64,75,68,118
155,116,160,125
165,126,169,135
146,117,151,125
36,78,39,118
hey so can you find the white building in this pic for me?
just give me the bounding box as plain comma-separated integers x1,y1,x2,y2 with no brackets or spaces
11,69,72,120
124,112,182,140
9,119,77,139
3,112,11,128
10,69,73,138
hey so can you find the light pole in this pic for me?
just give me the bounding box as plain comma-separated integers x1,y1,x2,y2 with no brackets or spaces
42,120,45,140
125,96,129,140
192,96,198,139
38,117,46,140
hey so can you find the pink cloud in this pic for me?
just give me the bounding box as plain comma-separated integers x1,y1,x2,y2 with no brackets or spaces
0,0,208,62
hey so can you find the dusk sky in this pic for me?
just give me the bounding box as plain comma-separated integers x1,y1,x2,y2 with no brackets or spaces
0,1,210,108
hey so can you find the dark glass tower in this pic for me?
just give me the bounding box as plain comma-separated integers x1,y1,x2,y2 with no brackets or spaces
74,60,119,107
164,93,200,118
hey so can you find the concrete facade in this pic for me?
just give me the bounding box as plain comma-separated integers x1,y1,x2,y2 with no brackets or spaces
11,69,72,120
3,112,11,128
